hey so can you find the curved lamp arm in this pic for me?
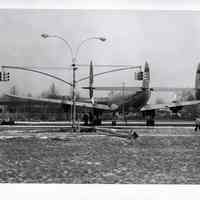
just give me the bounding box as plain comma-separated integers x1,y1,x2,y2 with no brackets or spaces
41,34,74,61
74,37,106,63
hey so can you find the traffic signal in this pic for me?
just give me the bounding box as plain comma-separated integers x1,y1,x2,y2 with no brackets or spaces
3,72,6,81
134,71,143,81
0,72,10,81
3,72,9,81
5,72,10,81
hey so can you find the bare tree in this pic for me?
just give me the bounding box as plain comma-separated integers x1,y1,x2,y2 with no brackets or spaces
10,85,18,95
108,89,115,98
27,93,32,97
49,83,58,97
40,83,60,99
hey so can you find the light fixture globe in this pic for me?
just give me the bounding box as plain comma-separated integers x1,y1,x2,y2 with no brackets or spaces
99,37,106,42
41,34,49,38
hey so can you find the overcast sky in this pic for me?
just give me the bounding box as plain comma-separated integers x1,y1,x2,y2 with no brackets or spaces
0,10,200,102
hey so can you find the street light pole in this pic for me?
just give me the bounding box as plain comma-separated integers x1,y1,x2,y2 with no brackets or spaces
71,61,77,131
41,34,106,131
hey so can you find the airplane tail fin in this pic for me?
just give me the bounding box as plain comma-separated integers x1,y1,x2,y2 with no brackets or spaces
82,61,94,104
195,63,200,100
142,61,150,89
89,61,94,104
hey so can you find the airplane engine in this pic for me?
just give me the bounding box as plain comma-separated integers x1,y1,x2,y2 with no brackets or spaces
110,104,119,111
169,106,183,114
142,110,155,126
142,110,155,118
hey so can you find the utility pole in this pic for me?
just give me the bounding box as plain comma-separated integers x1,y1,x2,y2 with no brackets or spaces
72,62,77,131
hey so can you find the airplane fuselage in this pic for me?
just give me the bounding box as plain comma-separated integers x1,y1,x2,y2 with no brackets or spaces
104,88,151,113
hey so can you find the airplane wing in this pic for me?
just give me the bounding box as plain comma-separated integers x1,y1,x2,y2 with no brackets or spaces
85,86,142,91
4,94,113,111
141,100,200,111
151,87,194,92
84,86,194,92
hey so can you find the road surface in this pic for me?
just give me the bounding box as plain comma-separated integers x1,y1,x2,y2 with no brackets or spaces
3,120,196,127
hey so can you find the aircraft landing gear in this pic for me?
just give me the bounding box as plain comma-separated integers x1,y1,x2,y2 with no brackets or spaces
83,113,89,126
1,119,15,125
142,110,155,126
146,118,155,126
112,112,118,126
112,120,116,126
88,111,102,126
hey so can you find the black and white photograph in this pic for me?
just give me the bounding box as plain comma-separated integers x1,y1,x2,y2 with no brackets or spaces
1,5,200,198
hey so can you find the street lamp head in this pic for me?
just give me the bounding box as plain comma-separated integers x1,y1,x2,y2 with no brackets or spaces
98,37,106,42
41,34,49,39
